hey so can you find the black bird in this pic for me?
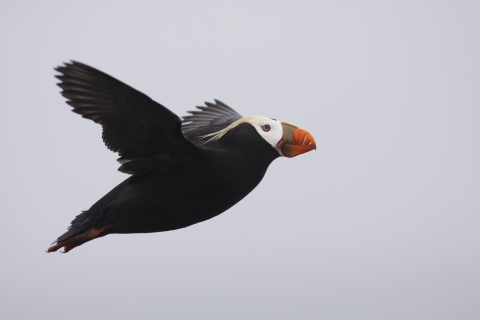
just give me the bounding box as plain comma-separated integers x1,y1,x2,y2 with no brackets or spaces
47,61,316,252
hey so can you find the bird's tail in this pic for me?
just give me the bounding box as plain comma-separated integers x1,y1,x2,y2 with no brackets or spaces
47,225,112,253
47,210,112,253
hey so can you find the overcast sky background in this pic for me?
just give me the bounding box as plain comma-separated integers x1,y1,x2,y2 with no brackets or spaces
1,1,479,319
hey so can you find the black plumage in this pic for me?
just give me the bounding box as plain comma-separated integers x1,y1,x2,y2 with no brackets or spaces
48,61,314,253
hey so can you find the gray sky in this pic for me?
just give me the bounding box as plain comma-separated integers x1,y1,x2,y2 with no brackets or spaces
1,1,479,319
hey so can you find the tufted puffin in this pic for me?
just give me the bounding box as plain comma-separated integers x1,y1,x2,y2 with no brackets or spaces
47,61,316,253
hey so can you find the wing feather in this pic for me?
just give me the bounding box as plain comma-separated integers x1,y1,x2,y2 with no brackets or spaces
181,99,242,134
56,61,202,175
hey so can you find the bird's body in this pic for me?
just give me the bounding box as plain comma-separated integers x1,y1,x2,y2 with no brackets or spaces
47,61,315,252
68,126,277,235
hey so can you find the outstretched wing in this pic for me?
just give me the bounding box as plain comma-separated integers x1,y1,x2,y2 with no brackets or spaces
181,100,242,135
55,61,202,175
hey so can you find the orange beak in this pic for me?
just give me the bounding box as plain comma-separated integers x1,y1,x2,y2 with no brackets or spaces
278,122,316,157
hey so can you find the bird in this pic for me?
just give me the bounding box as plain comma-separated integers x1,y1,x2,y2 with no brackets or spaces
47,61,316,253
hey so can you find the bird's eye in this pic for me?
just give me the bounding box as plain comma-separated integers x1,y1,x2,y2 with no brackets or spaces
262,124,270,132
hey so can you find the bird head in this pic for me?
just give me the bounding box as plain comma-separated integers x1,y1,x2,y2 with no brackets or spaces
200,116,316,157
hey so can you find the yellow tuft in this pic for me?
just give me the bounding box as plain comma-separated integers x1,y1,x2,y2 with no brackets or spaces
197,116,260,144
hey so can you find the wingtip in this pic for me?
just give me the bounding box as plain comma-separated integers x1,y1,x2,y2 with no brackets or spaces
214,99,230,108
54,60,85,73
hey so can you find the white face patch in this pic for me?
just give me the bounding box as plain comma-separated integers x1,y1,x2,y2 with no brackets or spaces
199,116,284,155
247,116,284,155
